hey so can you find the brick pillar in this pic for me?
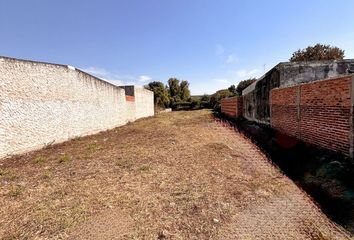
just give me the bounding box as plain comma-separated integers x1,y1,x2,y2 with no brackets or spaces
350,76,354,158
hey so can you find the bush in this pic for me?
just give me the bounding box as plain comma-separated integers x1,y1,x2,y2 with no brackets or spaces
171,100,211,111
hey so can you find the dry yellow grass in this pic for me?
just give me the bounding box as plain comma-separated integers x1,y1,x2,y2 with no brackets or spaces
0,110,351,239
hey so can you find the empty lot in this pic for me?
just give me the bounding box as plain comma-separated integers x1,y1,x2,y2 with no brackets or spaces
0,110,351,239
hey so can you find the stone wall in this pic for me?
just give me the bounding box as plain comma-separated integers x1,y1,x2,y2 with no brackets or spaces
0,56,154,158
270,75,354,157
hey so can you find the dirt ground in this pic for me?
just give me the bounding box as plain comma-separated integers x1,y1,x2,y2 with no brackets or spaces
0,110,352,239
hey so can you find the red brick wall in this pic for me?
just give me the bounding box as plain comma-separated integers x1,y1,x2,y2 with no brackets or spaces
270,85,299,138
221,96,243,118
270,75,353,157
126,95,135,102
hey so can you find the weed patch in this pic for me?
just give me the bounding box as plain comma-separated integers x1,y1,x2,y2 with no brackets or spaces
0,168,18,181
8,185,23,197
34,156,47,164
58,154,71,163
138,165,151,172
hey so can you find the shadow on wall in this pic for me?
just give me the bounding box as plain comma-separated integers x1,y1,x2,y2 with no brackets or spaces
214,111,354,234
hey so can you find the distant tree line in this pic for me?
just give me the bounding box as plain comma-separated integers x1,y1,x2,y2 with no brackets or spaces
209,78,256,112
145,77,256,111
145,78,198,110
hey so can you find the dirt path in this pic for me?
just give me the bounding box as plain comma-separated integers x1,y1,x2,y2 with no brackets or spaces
0,110,351,239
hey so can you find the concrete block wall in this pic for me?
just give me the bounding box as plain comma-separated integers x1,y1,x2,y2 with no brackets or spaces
0,56,154,158
270,75,354,157
221,96,243,118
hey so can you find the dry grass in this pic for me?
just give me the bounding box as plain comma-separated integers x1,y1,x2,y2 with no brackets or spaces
0,110,351,239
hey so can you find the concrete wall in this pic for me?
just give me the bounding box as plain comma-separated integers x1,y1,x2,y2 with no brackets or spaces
134,87,154,119
242,59,354,124
243,68,280,123
270,75,354,157
0,56,154,158
278,60,354,87
120,85,154,121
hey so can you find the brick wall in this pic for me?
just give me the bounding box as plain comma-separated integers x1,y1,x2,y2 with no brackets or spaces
270,75,354,157
270,85,299,138
221,96,243,118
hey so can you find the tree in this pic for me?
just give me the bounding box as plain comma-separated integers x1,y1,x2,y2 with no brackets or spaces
200,94,210,102
146,78,192,109
228,85,237,96
209,89,234,108
236,78,257,95
179,80,191,101
167,78,192,105
167,78,180,97
167,78,181,105
290,43,345,62
144,81,170,108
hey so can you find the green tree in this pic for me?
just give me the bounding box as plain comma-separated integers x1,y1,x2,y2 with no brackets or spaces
209,89,234,107
179,80,191,101
167,78,181,105
290,43,345,62
145,81,170,108
236,78,256,95
167,78,192,106
228,85,237,96
200,94,210,102
167,78,180,98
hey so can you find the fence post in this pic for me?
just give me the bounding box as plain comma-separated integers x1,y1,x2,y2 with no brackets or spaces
350,76,354,159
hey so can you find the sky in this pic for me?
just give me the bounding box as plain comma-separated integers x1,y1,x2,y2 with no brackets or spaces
1,1,354,95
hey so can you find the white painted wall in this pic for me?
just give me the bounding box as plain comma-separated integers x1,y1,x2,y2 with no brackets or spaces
134,87,154,119
0,57,154,158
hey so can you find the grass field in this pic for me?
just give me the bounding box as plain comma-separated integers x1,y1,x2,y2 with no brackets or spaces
0,110,351,239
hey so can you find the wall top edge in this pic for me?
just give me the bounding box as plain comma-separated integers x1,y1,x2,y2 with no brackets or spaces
0,55,127,91
270,73,354,92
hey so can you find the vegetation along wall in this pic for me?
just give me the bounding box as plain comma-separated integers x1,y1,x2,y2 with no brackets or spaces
270,75,354,157
0,56,154,158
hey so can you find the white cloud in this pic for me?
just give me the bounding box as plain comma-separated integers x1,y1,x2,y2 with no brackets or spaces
81,66,110,77
215,44,225,56
101,78,124,86
235,69,260,79
192,68,260,95
214,45,239,64
81,66,154,86
213,78,231,84
138,75,152,82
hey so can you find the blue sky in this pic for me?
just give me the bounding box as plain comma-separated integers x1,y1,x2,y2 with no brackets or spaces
1,0,353,95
